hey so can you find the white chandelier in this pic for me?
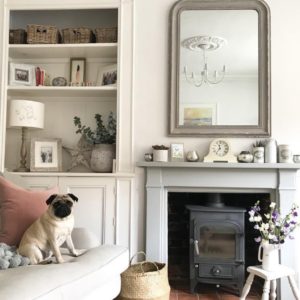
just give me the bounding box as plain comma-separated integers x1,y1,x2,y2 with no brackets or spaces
182,35,226,87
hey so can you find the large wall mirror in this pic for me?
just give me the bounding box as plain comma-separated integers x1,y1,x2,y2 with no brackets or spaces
169,0,270,136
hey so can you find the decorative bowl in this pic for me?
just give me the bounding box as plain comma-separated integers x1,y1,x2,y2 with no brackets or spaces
238,151,253,163
293,155,300,163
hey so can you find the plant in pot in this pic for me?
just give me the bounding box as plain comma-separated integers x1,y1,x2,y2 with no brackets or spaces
252,140,266,163
73,112,116,172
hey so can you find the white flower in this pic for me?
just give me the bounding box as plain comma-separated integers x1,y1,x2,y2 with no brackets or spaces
261,223,269,230
249,210,255,217
254,216,262,222
270,202,276,208
264,213,270,219
268,233,275,239
254,224,260,230
249,216,254,222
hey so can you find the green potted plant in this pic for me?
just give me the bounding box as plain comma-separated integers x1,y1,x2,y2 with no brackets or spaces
73,112,116,172
253,140,266,163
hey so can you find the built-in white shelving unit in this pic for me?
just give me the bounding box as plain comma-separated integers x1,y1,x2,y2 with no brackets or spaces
0,0,134,250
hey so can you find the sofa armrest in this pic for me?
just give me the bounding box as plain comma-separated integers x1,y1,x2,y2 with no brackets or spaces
71,227,101,249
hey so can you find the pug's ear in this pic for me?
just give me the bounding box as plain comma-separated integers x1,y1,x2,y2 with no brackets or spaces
46,194,57,205
67,193,78,202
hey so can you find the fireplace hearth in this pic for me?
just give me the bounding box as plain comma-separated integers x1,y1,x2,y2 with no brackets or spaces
186,198,246,295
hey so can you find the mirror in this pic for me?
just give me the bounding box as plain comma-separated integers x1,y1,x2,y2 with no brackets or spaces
169,0,270,136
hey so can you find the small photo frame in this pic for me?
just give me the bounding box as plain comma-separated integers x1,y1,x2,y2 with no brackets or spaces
97,64,117,86
170,143,184,162
70,58,86,85
30,138,62,172
9,63,36,86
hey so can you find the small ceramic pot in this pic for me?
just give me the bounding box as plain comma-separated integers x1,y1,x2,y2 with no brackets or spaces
186,150,199,162
153,149,168,162
278,144,293,163
293,154,300,163
237,151,253,163
253,147,264,163
144,153,153,162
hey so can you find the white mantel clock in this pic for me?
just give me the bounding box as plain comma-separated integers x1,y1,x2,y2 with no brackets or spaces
204,139,237,163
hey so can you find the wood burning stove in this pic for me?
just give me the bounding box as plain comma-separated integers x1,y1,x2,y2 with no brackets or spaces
187,200,246,295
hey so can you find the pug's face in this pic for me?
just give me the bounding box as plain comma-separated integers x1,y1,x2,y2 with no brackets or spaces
46,193,78,219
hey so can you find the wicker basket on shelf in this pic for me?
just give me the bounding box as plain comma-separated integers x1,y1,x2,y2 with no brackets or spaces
62,28,94,43
9,29,27,44
95,27,117,43
27,24,60,44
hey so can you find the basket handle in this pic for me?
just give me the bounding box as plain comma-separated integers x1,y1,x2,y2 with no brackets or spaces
139,260,160,274
130,251,160,274
130,251,146,265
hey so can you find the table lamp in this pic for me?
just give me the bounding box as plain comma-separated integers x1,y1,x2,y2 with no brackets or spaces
8,100,45,172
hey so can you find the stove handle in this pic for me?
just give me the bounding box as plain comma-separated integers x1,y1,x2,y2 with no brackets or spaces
193,239,200,255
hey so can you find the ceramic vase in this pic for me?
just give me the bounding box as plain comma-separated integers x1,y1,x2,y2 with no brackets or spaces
90,144,116,172
258,241,280,271
186,150,199,162
253,147,264,163
265,139,277,163
153,149,168,162
278,144,293,163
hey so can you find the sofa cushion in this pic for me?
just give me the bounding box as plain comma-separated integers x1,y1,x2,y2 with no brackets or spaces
0,176,58,246
0,245,129,300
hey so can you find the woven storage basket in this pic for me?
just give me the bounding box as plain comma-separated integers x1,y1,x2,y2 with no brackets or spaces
27,24,60,44
62,28,94,44
95,27,117,43
9,29,27,44
118,252,170,300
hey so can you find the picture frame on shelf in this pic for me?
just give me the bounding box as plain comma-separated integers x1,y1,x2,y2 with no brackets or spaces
9,63,36,86
170,143,184,162
70,58,86,86
30,138,62,172
97,64,117,86
179,103,217,126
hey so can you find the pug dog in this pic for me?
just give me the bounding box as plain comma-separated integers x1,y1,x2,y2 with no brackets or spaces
18,193,79,264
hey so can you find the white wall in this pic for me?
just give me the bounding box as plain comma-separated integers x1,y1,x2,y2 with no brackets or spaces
134,0,300,159
133,0,300,249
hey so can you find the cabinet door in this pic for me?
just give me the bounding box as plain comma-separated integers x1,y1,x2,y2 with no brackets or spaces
59,177,116,245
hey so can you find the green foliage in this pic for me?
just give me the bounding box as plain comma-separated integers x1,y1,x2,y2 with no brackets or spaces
74,112,116,144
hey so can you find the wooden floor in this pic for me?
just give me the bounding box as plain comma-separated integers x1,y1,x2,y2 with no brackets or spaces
169,283,261,300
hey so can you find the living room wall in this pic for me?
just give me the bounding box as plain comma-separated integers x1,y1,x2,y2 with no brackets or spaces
133,0,300,160
133,0,300,263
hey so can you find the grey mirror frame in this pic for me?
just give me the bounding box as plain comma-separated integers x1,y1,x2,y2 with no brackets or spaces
169,0,271,137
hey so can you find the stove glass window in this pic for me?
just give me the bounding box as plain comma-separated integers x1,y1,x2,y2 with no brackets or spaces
198,223,236,259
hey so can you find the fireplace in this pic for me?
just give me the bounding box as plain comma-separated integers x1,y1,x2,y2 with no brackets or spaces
138,161,300,299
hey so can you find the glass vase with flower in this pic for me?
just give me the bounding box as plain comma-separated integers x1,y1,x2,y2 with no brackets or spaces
249,201,299,271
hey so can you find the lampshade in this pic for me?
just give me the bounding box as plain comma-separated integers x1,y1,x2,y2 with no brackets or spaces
8,100,45,129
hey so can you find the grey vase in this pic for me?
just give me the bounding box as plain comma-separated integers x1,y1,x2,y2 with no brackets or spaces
90,144,116,172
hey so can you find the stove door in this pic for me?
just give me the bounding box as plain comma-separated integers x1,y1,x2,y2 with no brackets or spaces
195,222,238,260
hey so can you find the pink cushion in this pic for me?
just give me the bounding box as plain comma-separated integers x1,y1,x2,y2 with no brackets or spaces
0,176,58,246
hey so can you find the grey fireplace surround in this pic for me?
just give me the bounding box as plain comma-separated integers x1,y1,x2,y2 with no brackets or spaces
138,162,300,299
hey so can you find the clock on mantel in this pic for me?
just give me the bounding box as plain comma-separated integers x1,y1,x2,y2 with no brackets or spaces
204,139,237,163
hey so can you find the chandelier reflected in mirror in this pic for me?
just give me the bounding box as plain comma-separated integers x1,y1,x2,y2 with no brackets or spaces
182,35,226,87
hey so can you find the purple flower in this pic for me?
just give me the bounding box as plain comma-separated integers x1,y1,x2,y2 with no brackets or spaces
254,236,262,243
293,211,298,217
284,223,290,228
289,235,295,240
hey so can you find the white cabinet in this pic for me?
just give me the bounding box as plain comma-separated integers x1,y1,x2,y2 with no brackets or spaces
21,175,116,245
0,0,135,252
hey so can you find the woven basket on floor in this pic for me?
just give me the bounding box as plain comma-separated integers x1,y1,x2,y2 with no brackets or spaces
62,28,94,43
118,252,170,300
27,24,60,44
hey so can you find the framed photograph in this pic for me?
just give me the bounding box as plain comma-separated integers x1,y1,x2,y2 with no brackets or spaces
170,143,184,162
179,103,217,126
70,58,86,85
97,64,117,86
30,138,62,172
9,63,36,86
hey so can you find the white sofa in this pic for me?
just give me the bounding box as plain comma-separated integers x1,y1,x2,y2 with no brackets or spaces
0,237,129,300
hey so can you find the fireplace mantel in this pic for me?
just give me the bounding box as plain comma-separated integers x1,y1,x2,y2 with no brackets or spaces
138,162,300,299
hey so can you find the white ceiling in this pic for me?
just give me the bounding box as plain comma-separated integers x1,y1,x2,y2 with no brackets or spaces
180,10,258,76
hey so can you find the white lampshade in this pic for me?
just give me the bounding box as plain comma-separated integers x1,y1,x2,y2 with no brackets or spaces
8,100,45,129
